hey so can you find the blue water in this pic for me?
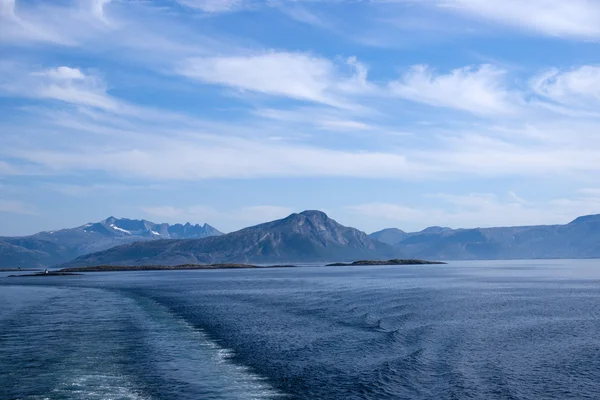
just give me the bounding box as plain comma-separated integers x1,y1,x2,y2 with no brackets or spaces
1,260,600,399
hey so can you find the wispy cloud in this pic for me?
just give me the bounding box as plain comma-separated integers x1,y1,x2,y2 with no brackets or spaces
531,66,600,109
276,4,333,29
0,0,111,45
435,0,600,39
8,135,417,180
176,0,247,13
177,52,372,109
0,0,232,66
389,64,517,115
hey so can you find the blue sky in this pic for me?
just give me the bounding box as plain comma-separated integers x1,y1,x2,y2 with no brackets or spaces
2,0,600,235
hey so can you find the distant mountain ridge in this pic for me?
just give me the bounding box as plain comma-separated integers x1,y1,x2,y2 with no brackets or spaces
369,214,600,260
61,210,397,267
5,212,600,268
82,217,222,239
368,228,409,246
0,217,222,268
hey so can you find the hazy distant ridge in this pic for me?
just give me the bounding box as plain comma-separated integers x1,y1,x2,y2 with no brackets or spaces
369,214,600,260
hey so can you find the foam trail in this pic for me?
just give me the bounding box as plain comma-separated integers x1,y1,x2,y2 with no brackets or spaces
130,295,284,399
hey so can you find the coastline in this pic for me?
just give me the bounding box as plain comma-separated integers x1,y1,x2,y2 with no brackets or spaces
7,259,444,277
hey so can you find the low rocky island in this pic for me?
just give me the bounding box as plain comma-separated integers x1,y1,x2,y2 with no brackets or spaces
8,271,82,277
326,259,446,267
58,263,298,273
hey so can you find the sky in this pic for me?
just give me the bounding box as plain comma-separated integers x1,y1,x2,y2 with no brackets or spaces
2,0,600,235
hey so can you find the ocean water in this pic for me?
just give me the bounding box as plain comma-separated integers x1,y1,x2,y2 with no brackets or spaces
1,260,600,400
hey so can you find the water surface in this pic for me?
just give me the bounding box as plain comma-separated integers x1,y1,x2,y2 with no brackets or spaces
1,260,599,399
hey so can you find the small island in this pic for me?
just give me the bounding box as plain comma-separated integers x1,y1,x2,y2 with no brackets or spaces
326,259,446,267
58,263,298,273
8,271,82,277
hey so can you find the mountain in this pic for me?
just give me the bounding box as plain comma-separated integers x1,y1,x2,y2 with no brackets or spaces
368,228,409,246
62,210,397,267
9,212,600,268
0,217,222,268
376,214,600,260
369,226,453,246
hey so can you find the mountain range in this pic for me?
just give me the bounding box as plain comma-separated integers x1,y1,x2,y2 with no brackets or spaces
0,217,222,268
370,214,600,260
3,211,600,268
61,211,394,267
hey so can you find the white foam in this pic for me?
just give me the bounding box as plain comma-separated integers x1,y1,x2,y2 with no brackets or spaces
49,374,149,400
135,296,285,399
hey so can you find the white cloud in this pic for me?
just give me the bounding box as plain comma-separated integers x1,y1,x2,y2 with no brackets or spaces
39,66,86,81
532,66,600,108
389,64,516,115
19,66,119,111
10,135,416,180
0,0,110,45
0,0,227,65
177,0,246,13
5,86,600,182
277,4,332,29
317,119,371,130
177,52,371,109
436,0,600,39
414,131,600,177
253,106,376,132
1,63,198,120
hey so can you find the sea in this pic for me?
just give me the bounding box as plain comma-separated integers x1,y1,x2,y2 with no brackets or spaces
1,260,599,400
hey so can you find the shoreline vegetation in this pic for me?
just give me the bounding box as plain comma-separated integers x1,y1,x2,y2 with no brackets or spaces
59,264,296,272
326,259,446,266
7,259,445,276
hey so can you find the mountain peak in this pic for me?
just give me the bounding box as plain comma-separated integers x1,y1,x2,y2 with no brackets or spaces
298,210,328,218
376,228,406,234
368,228,409,246
419,226,452,234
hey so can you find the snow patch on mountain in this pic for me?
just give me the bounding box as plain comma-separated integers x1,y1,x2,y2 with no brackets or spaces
110,224,131,235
